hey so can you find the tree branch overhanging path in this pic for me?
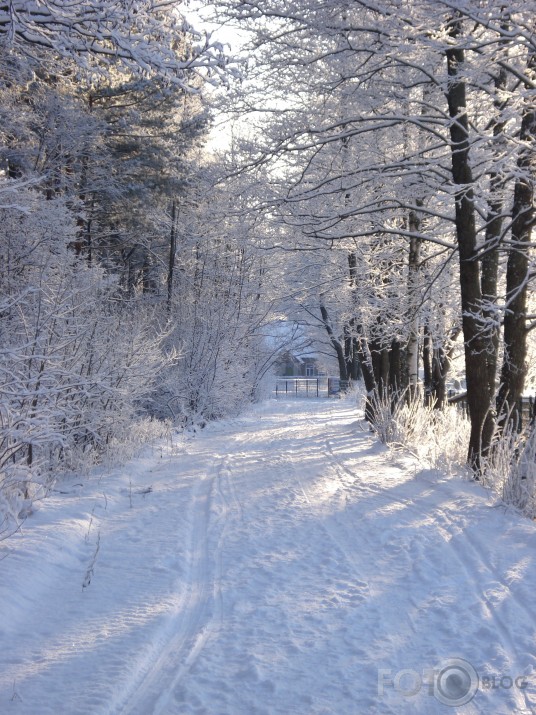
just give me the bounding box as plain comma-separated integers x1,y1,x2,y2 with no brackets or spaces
0,0,240,88
0,0,535,518
208,0,536,473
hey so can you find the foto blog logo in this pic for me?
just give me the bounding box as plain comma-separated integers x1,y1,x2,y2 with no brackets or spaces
378,658,528,707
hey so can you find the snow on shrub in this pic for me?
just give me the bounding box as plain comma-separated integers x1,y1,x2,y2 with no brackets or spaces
369,388,470,474
0,194,171,533
481,424,536,520
368,386,536,519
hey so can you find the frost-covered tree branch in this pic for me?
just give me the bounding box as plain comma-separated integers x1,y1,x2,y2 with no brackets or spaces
0,0,238,87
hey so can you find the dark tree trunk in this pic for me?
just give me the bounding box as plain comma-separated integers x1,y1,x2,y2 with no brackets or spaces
431,326,461,409
497,50,536,427
370,339,390,396
351,338,362,380
347,252,377,420
167,200,177,314
446,14,494,471
319,304,348,381
343,322,363,382
431,347,449,409
344,324,353,379
389,340,402,394
380,347,390,395
355,327,377,422
481,49,508,398
423,325,433,406
406,209,422,398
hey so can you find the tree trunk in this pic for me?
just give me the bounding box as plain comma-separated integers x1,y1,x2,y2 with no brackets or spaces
406,214,422,398
347,252,377,420
433,326,461,409
344,323,353,379
351,338,362,380
423,324,460,408
343,322,363,382
167,200,177,314
431,346,449,409
423,325,433,406
355,326,377,423
389,340,402,394
497,50,536,427
319,303,348,381
481,40,508,398
446,14,494,471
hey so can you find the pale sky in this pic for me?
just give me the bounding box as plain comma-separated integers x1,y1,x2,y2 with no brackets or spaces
183,2,249,152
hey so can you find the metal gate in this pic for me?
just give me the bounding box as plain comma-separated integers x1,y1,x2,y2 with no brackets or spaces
273,378,347,398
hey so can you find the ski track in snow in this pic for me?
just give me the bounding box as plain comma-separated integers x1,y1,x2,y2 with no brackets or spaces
1,399,536,715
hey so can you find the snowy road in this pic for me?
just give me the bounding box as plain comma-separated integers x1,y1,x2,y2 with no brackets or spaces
1,399,536,714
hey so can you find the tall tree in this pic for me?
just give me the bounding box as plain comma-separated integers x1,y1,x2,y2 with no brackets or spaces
445,12,494,468
497,48,536,428
210,0,536,470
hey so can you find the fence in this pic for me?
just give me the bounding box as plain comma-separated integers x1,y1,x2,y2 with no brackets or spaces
450,393,536,431
274,377,348,399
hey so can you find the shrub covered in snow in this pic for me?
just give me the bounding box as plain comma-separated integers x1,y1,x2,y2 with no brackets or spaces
368,388,470,474
481,425,536,520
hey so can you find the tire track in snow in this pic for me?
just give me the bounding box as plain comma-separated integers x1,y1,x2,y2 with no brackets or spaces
111,456,232,715
272,435,373,602
428,523,535,715
328,432,536,644
425,496,536,631
321,423,535,713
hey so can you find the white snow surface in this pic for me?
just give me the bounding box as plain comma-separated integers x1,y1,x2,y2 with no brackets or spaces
1,399,536,715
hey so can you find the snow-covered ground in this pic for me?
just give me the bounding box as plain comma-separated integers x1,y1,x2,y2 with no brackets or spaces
1,398,535,715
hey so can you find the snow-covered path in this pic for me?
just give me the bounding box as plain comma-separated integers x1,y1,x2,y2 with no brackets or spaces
1,399,536,714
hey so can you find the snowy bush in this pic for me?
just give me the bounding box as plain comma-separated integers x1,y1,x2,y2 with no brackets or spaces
0,193,171,529
151,220,279,426
369,388,470,474
72,417,174,474
481,425,536,519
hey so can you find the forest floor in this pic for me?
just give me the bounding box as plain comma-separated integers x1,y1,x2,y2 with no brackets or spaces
1,398,536,715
